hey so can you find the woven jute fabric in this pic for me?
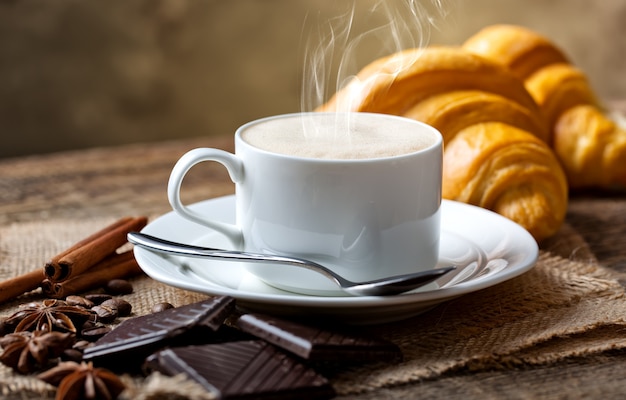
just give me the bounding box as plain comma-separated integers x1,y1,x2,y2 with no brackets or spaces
1,217,625,399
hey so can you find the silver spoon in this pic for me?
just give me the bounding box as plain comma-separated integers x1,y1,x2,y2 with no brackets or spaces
128,232,455,296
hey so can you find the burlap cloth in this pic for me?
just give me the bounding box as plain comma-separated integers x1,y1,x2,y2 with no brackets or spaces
1,216,625,399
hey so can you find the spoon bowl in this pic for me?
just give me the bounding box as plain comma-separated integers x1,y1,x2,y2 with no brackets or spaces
128,232,455,296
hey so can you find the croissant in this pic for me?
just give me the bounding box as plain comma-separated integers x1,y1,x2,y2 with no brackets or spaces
318,47,540,115
463,24,626,189
443,122,567,241
318,46,568,241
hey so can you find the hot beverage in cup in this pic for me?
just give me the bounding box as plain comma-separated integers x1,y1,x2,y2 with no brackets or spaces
240,113,436,160
168,112,443,295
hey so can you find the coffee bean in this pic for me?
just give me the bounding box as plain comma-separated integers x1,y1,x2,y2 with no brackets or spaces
92,304,118,324
73,340,93,351
102,298,132,317
81,325,112,341
105,279,133,295
84,293,113,305
80,320,96,331
65,295,94,309
61,348,84,363
151,302,174,313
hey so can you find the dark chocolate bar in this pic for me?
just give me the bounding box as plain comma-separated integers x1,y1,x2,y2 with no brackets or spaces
83,296,235,371
233,313,402,363
145,340,335,400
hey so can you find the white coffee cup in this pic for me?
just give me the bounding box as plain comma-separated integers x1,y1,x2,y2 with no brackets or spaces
168,112,443,294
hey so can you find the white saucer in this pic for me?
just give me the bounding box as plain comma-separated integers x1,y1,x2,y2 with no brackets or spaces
134,195,538,324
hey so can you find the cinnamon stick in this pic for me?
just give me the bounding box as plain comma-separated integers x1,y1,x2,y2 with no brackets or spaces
0,269,44,304
44,216,147,282
42,250,144,299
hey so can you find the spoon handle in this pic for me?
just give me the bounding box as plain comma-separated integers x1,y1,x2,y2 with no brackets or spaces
127,232,345,284
128,232,454,296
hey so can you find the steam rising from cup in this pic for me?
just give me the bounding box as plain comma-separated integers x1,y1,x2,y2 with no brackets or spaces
300,0,449,120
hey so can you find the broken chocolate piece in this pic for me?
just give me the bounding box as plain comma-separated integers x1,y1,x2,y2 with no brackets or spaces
83,296,235,371
145,340,335,400
234,313,402,363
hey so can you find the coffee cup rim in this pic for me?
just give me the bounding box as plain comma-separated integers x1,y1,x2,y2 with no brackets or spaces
234,112,442,163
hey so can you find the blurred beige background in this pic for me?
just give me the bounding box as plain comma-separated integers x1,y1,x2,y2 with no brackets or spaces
1,0,625,158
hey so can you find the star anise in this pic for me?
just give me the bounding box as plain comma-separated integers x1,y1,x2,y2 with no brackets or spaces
0,330,75,374
38,361,125,400
4,299,95,334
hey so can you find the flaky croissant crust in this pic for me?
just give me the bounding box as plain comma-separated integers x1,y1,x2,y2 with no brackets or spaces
403,90,549,143
443,122,567,241
318,46,540,116
318,45,568,241
555,105,626,188
463,24,626,190
461,24,569,80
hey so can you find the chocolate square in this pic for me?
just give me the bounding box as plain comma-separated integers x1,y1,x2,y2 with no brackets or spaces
83,296,235,371
145,340,335,399
233,313,402,363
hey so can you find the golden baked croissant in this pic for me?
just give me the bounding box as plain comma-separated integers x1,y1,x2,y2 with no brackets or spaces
444,122,567,241
463,24,626,189
318,46,568,241
318,47,540,115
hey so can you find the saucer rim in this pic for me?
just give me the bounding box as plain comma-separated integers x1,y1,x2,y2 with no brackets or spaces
134,195,538,309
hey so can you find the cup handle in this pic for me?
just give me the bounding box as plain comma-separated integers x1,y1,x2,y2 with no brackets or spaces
167,147,244,248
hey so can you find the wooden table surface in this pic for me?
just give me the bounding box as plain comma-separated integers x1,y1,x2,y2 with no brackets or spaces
1,136,626,399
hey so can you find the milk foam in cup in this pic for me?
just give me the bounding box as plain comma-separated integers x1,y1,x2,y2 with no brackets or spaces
168,112,443,295
241,113,434,160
